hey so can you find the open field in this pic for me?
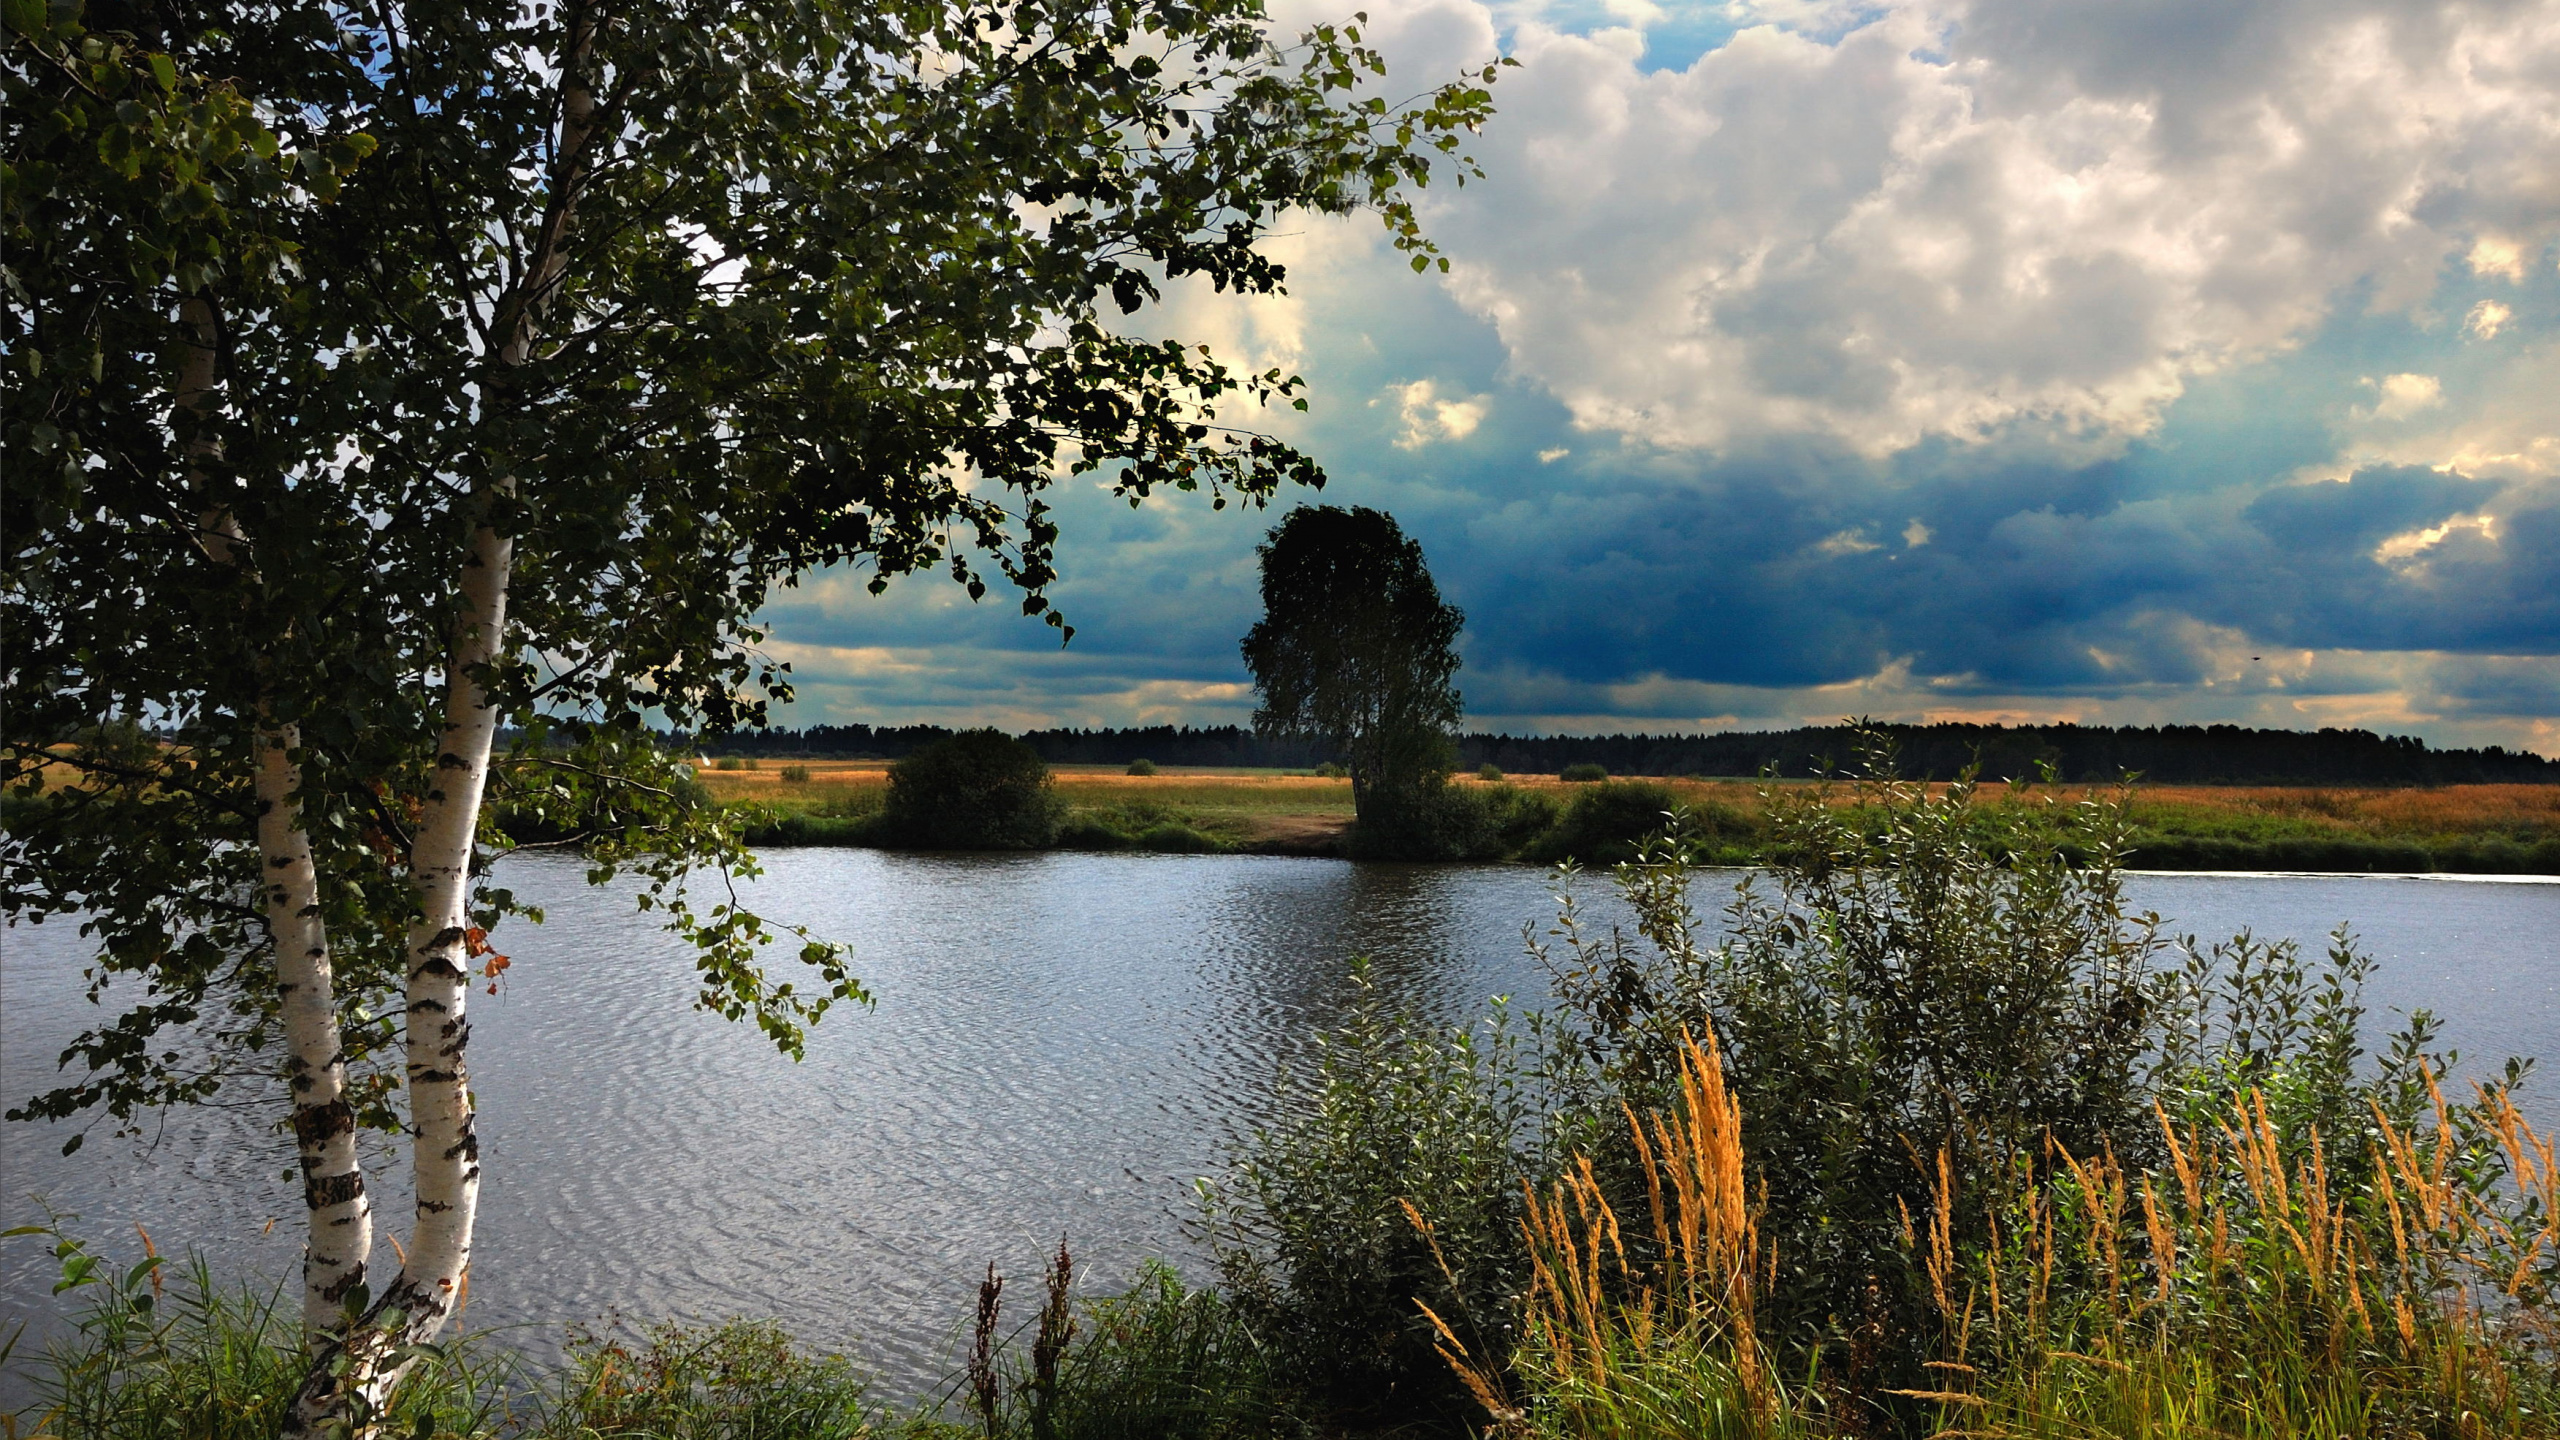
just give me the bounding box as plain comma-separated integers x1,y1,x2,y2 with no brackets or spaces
9,753,2549,869
690,763,2560,871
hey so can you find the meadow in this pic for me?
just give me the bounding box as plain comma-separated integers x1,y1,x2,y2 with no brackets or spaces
694,761,2560,873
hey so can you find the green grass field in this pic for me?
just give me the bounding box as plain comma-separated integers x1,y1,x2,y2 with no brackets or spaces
691,763,2560,872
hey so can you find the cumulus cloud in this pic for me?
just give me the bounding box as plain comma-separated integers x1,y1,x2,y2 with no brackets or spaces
2469,236,2531,283
2360,373,2446,422
1417,0,2560,456
1385,378,1493,448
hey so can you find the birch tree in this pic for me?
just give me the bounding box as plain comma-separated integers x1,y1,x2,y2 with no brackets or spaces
3,0,1503,1431
1242,504,1467,845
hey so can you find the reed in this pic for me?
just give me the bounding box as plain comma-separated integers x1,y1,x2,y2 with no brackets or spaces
1427,1032,1820,1440
1906,1078,2560,1438
1432,1034,2560,1439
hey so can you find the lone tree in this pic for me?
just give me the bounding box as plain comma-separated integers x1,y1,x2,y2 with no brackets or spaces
1240,505,1465,852
1,1,1504,1429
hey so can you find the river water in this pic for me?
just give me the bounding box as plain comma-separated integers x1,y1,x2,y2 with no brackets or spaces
5,853,2557,1400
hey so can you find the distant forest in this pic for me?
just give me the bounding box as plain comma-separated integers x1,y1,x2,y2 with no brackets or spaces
686,720,2558,786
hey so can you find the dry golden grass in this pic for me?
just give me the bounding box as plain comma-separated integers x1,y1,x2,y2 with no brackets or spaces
2181,783,2557,832
1426,1032,1788,1434
1442,1027,2560,1437
689,763,2552,848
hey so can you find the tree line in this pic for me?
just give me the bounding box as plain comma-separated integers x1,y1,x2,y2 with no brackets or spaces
687,720,2557,786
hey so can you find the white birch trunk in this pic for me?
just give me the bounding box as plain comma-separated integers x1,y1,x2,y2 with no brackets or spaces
285,526,512,1433
179,296,375,1343
289,10,600,1427
259,726,376,1339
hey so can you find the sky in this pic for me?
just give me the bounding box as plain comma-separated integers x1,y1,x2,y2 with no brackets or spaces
756,0,2560,755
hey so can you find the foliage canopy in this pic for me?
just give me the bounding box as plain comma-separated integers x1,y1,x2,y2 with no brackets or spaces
3,0,1503,1132
1239,504,1466,853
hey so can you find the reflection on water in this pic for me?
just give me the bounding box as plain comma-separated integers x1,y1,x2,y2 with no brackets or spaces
4,853,2554,1398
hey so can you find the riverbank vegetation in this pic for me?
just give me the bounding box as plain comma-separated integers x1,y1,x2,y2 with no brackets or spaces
18,760,2558,1438
690,758,2560,874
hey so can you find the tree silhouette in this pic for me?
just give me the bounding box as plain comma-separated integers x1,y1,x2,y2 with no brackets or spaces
1241,506,1465,850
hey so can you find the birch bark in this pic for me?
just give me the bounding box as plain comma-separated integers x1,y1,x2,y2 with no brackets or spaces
289,9,601,1426
178,297,374,1342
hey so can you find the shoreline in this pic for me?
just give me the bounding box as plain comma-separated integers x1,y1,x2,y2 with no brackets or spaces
701,766,2560,875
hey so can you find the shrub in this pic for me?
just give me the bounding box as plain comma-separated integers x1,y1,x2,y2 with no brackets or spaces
714,755,746,771
1525,747,2460,1415
1312,762,1347,779
1559,762,1609,782
1343,774,1556,861
1211,961,1531,1428
1525,780,1681,864
883,730,1064,849
1126,758,1159,776
1477,763,1504,781
779,763,812,784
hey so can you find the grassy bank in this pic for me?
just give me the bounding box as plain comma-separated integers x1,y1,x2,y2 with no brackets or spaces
5,1233,1277,1440
695,762,2560,873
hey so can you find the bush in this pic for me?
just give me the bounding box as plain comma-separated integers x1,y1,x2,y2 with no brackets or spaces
883,730,1064,849
1126,758,1159,776
1312,762,1346,779
1212,961,1531,1428
1477,763,1504,781
1525,780,1682,865
779,764,812,784
714,755,746,771
1344,774,1556,861
1559,762,1609,782
1524,746,2463,1415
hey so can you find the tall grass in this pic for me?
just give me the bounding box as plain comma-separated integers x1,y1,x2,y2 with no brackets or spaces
7,1226,515,1440
1418,1034,2560,1439
7,1225,1281,1440
1428,1033,1820,1440
525,1319,873,1439
1906,1078,2560,1438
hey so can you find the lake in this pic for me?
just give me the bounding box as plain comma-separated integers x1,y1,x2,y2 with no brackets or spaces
5,852,2557,1402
